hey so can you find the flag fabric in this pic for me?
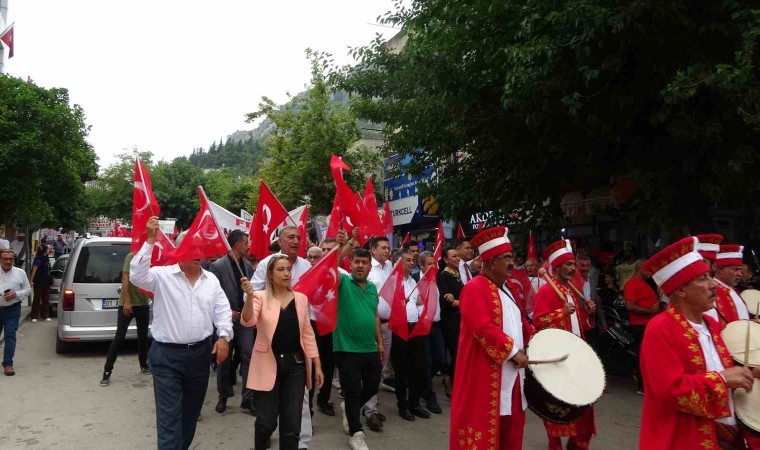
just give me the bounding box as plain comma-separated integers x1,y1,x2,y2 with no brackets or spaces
208,200,250,234
359,178,385,242
456,223,465,240
411,220,444,337
0,23,14,59
527,231,538,260
378,260,409,341
401,232,410,248
325,196,341,239
293,247,340,335
510,267,535,317
382,202,393,234
131,158,161,253
249,180,290,260
151,228,176,266
329,155,363,229
168,187,229,262
297,206,309,258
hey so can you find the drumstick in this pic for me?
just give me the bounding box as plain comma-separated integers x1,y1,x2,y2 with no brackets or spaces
538,268,568,304
745,319,751,368
528,354,569,365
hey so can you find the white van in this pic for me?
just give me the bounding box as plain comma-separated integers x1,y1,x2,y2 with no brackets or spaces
56,237,152,353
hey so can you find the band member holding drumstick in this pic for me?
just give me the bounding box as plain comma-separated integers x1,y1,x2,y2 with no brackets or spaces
533,239,597,450
707,244,751,326
450,226,534,450
639,237,757,450
696,233,724,274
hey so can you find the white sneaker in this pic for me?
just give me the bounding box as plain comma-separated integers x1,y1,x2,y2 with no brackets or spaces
341,401,349,435
31,319,37,323
45,318,52,322
349,431,369,450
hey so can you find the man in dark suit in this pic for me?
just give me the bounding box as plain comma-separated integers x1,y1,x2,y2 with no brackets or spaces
209,229,255,414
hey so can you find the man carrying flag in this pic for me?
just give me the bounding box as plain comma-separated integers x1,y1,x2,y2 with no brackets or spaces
130,216,233,450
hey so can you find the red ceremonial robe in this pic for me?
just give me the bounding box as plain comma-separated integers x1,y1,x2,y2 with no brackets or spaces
450,276,534,450
533,277,596,448
714,283,741,326
639,305,735,450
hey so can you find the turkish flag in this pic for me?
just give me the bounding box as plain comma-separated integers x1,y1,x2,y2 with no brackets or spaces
527,231,538,260
401,232,410,248
359,178,385,241
411,221,444,337
150,228,176,266
510,267,535,316
168,188,229,262
293,247,340,335
456,223,465,240
330,155,362,230
249,180,289,260
378,260,409,340
382,202,393,235
131,158,161,253
297,206,309,258
325,196,341,239
0,23,14,59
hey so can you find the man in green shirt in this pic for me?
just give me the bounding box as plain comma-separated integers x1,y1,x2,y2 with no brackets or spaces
100,252,151,386
334,247,385,450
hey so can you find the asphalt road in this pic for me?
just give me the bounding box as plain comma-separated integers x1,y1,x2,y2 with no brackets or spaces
0,319,642,449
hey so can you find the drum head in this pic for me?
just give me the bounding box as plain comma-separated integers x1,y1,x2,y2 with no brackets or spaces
721,320,760,368
741,289,760,316
526,328,606,406
734,379,760,433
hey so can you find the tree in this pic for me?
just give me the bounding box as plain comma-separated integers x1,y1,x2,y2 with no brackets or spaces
333,1,760,232
87,150,153,223
248,50,381,214
0,75,98,228
151,157,205,228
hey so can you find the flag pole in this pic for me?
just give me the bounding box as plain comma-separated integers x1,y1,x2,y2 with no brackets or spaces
199,186,245,276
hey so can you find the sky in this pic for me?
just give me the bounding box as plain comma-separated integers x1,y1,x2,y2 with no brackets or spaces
2,0,400,169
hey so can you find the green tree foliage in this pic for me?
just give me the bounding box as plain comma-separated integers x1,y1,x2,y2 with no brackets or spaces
248,50,381,214
333,1,760,231
87,151,153,224
188,137,266,174
0,75,98,228
204,168,257,215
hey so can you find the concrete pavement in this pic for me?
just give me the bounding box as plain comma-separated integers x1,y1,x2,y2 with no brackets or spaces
0,319,642,449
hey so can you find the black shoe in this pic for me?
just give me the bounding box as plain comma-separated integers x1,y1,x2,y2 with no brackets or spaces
317,402,336,416
240,398,256,416
215,398,227,414
140,366,150,375
99,371,111,386
410,405,431,419
426,397,442,414
398,409,415,421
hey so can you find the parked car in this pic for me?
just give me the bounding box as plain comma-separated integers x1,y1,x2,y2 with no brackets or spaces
49,254,69,316
56,236,152,354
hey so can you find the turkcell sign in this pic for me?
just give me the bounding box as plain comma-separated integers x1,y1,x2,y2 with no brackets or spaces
383,154,437,226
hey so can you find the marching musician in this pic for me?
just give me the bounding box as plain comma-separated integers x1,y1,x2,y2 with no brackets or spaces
697,233,724,275
707,244,751,326
639,237,760,450
533,239,597,450
449,226,533,450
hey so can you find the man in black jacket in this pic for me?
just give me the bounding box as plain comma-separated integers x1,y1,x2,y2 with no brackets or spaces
209,230,255,414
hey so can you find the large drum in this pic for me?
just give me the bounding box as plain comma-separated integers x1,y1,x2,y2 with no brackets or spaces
720,320,760,367
524,328,606,424
741,289,760,318
734,379,760,436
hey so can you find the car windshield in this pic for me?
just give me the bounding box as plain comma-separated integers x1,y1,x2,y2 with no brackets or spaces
72,244,130,284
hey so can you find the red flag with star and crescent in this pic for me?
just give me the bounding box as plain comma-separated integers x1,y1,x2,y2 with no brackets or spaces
0,23,14,59
359,177,385,242
249,180,290,260
379,260,409,340
411,220,444,337
131,158,161,253
330,155,363,231
293,247,340,335
297,206,309,258
167,187,229,263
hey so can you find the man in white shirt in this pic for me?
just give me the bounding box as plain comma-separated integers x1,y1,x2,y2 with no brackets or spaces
525,257,546,295
10,234,26,269
130,217,232,450
390,249,432,422
456,238,475,285
0,248,31,376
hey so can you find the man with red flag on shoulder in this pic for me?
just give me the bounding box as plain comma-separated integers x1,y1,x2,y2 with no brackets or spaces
639,237,760,450
450,226,534,450
706,244,751,326
533,239,597,450
130,216,233,450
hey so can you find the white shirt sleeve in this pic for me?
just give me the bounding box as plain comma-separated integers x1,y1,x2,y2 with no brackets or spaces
15,269,31,301
129,242,156,292
250,256,268,290
213,283,234,340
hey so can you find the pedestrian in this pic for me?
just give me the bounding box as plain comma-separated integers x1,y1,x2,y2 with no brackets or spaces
623,259,659,395
533,239,597,450
52,235,68,260
415,250,444,415
240,255,324,450
402,240,420,278
456,238,475,284
0,233,9,250
29,245,53,322
334,247,384,450
362,236,393,432
250,226,315,450
130,217,232,450
100,252,151,386
0,248,32,376
306,247,323,266
709,244,750,325
450,226,532,450
209,230,256,415
11,233,27,269
437,247,463,398
638,237,759,449
391,249,431,421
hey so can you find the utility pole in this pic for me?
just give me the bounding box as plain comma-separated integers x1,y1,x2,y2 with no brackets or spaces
0,0,8,74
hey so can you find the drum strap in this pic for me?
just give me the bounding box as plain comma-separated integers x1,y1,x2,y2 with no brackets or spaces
497,283,535,329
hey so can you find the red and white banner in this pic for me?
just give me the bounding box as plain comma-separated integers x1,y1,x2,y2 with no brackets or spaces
208,200,251,235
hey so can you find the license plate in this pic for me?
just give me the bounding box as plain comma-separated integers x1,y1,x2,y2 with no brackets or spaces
102,299,119,309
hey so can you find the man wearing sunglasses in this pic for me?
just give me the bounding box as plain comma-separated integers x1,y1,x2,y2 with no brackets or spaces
0,249,32,376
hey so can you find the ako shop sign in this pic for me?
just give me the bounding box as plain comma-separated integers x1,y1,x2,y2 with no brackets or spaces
383,154,439,226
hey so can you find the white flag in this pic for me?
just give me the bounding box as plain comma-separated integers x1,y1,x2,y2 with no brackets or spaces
208,200,251,234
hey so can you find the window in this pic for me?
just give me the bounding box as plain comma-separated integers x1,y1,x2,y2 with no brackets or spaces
73,244,130,284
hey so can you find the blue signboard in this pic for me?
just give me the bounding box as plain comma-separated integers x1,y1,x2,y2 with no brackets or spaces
382,155,439,225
